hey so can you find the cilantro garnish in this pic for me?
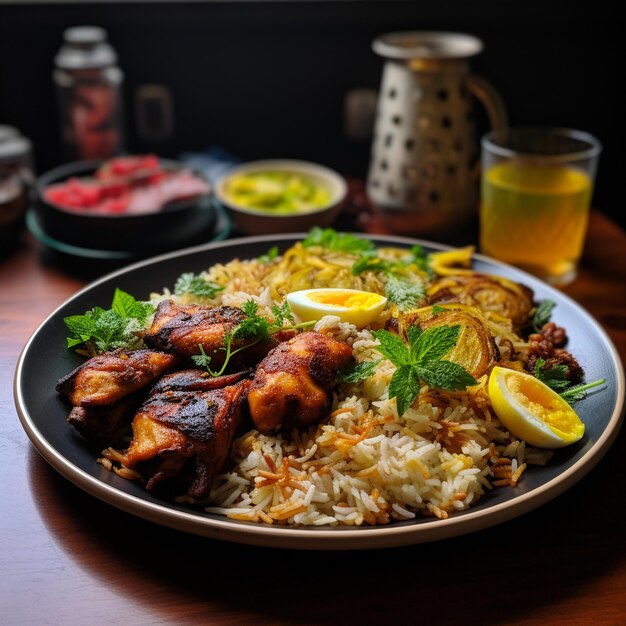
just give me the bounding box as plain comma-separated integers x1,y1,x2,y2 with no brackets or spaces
533,300,556,332
191,344,213,369
233,300,272,343
431,304,447,316
384,274,426,311
371,325,477,415
351,245,430,311
302,227,374,254
174,272,224,299
193,299,314,376
559,380,606,403
534,357,606,405
64,288,154,356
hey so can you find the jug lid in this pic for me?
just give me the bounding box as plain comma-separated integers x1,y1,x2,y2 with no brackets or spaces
373,31,483,60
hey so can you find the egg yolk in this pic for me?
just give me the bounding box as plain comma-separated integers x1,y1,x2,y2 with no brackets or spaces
307,291,384,310
507,374,572,433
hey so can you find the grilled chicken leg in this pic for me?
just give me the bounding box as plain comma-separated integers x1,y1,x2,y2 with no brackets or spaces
248,331,352,433
120,375,251,499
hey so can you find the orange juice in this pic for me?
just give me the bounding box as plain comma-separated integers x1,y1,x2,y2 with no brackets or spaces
480,162,592,283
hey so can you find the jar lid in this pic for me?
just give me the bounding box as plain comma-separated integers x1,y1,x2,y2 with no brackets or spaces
0,136,33,165
373,31,483,60
55,25,117,69
63,26,107,45
0,125,21,144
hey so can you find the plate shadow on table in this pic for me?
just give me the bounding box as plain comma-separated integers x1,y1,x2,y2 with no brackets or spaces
28,438,626,626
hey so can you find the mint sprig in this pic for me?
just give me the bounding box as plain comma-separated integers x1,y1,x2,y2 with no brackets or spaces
64,288,154,356
372,325,477,415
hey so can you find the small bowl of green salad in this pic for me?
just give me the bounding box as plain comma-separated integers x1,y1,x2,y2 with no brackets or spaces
215,159,347,234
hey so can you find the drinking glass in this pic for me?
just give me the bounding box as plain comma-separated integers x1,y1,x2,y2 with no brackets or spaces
480,127,601,286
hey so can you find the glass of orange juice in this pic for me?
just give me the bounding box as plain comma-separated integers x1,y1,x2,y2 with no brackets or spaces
480,128,601,286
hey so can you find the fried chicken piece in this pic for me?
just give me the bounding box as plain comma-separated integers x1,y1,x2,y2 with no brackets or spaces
56,348,178,407
144,300,244,357
119,377,251,499
67,393,142,447
144,300,280,367
149,368,250,394
248,331,353,433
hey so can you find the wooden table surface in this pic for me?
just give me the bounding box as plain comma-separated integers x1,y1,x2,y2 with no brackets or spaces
1,211,625,625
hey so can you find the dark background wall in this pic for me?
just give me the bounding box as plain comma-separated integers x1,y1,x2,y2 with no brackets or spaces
1,0,622,226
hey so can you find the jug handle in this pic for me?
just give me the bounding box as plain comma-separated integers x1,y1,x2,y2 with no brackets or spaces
467,74,508,131
467,75,507,181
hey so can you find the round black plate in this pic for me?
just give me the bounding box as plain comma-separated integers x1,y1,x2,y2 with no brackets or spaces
14,234,625,549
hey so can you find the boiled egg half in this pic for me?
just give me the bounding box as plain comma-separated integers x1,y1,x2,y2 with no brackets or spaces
488,366,585,449
286,288,387,328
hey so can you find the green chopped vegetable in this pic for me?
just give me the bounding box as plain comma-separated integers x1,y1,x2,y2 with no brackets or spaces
533,358,571,392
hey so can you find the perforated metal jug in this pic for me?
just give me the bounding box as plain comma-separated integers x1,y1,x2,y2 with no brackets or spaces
366,32,507,235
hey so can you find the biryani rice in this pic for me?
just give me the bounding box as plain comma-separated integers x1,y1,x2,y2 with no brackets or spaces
152,245,552,526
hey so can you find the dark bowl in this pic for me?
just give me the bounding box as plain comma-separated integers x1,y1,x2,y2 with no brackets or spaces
36,159,215,254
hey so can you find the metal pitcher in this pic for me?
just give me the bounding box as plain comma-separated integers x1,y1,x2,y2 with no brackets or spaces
366,31,507,235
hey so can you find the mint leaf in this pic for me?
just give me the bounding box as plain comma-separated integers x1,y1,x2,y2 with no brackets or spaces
533,300,556,332
371,329,411,367
259,246,279,264
338,359,381,384
417,360,477,391
302,227,374,254
174,272,224,299
534,358,571,392
390,365,421,415
411,324,460,363
372,323,476,415
64,313,97,343
64,290,153,355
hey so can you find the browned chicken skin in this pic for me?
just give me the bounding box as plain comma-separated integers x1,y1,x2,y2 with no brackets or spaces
144,301,245,364
120,376,251,499
248,331,353,433
144,300,292,368
56,348,178,407
67,393,142,446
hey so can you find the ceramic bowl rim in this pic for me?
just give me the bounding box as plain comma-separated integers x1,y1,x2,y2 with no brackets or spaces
214,159,348,219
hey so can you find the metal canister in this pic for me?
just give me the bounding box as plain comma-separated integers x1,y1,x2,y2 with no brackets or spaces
366,31,507,236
